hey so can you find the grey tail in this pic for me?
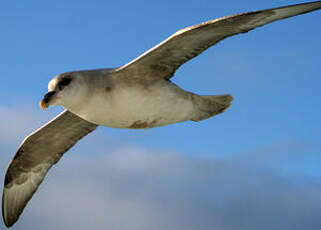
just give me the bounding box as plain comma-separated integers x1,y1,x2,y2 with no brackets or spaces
191,94,233,122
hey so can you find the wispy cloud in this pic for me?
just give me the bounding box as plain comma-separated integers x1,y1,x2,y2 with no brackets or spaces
2,144,320,230
0,105,62,143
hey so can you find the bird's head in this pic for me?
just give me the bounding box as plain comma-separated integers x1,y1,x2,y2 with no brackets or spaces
40,73,81,110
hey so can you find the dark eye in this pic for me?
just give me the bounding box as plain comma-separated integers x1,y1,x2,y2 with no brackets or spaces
58,76,72,90
60,77,72,86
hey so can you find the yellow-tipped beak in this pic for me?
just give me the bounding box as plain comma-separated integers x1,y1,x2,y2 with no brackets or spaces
40,100,48,110
40,91,56,110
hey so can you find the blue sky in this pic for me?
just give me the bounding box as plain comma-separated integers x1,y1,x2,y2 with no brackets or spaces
0,0,320,229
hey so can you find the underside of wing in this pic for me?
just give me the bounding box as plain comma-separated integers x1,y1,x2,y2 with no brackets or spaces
117,1,321,80
2,110,97,227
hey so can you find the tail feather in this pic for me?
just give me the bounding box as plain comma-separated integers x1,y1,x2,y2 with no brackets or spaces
191,94,233,122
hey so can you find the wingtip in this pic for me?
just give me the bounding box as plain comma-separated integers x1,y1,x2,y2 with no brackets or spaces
2,186,19,228
2,191,10,228
2,165,17,228
3,220,14,228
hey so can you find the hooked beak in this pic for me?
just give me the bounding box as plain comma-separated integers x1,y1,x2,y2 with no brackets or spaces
40,91,56,110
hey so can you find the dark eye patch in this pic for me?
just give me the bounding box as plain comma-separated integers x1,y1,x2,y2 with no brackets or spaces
59,76,72,86
57,76,72,91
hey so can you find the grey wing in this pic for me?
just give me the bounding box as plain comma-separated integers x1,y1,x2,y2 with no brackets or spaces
117,1,321,79
2,110,97,227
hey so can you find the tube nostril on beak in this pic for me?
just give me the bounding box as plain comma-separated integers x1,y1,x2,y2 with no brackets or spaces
40,91,56,110
43,91,56,103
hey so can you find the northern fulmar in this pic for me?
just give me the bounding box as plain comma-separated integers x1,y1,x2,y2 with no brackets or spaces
2,1,321,227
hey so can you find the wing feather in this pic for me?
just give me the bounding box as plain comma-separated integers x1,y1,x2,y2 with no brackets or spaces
2,110,97,227
117,1,321,79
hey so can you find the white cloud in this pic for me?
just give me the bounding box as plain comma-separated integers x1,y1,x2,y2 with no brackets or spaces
0,105,61,143
3,144,321,230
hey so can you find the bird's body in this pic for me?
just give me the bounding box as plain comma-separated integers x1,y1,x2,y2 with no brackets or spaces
75,77,195,128
61,69,231,128
2,1,321,228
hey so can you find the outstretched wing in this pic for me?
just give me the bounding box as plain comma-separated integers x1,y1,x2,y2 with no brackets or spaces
117,1,321,79
2,110,97,227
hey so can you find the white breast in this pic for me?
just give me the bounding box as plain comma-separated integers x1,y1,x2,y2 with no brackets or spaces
70,81,195,129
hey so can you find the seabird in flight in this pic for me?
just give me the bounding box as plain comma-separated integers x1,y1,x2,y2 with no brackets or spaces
2,1,321,227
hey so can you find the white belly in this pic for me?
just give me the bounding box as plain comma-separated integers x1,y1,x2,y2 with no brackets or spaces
70,82,195,129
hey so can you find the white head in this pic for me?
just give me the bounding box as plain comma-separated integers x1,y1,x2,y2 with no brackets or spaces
40,72,87,110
